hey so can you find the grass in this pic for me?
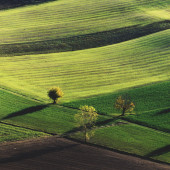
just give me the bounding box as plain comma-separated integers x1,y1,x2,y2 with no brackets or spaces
0,0,169,55
0,0,56,10
0,123,48,143
64,81,170,114
0,88,109,134
0,20,170,56
0,30,169,102
65,81,170,132
0,0,169,164
70,123,170,163
125,108,170,133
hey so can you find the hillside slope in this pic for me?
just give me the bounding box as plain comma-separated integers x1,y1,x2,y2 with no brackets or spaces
0,29,169,101
0,0,169,55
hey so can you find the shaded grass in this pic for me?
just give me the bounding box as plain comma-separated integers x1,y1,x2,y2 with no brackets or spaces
64,81,170,115
70,123,170,163
64,81,170,132
125,107,170,133
0,0,56,10
0,0,169,47
0,89,109,135
1,20,170,56
0,123,48,143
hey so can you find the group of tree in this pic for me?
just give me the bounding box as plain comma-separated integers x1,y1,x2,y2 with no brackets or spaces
48,87,135,142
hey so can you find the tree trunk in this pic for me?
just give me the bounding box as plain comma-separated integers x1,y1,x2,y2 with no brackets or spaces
122,107,126,116
53,99,56,104
84,126,87,143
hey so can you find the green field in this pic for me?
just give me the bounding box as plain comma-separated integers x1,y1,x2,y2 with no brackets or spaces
0,89,109,134
71,123,170,163
0,123,48,143
0,0,169,44
0,30,169,102
0,0,170,164
64,81,170,114
0,0,169,55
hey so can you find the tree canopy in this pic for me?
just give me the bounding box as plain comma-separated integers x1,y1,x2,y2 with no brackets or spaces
75,105,98,142
47,87,63,104
115,95,135,116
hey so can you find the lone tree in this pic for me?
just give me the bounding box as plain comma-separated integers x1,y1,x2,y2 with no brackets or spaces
115,95,135,116
74,105,98,143
47,87,63,104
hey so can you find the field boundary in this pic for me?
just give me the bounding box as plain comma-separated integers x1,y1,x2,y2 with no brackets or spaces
1,20,170,56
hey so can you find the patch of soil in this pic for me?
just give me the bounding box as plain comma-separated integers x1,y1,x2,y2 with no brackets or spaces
0,136,169,170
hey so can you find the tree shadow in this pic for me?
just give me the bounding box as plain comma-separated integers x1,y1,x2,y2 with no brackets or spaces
95,117,118,127
64,116,121,136
145,145,170,157
0,143,79,164
155,108,170,115
2,104,49,120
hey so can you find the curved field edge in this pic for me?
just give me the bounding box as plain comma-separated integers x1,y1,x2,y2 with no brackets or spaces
1,20,170,56
0,0,56,10
0,0,169,46
0,29,169,102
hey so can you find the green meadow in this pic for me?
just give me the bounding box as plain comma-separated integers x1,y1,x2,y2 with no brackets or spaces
71,123,170,163
0,0,170,164
0,123,48,143
0,0,169,55
0,30,169,102
0,89,109,135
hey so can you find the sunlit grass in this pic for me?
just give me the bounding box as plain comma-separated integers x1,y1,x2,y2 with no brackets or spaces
0,0,169,45
0,30,169,102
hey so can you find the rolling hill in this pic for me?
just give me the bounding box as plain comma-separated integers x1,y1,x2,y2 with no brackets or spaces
0,0,169,55
0,29,169,101
0,0,170,164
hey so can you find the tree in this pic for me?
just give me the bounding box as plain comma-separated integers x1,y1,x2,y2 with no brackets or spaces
47,87,63,104
115,95,135,116
74,105,98,143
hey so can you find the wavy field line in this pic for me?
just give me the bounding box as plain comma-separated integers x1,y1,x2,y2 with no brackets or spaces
0,30,169,101
0,0,169,45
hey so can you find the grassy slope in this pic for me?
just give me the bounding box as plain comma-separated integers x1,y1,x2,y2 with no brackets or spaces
65,81,170,132
1,86,170,163
0,89,108,134
0,0,169,46
0,29,169,102
0,123,48,143
64,81,170,114
0,0,169,163
71,123,170,163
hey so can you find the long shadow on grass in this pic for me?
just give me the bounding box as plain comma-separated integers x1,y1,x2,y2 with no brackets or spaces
1,20,170,56
64,116,120,136
145,145,170,158
2,104,49,120
0,142,78,164
155,108,170,115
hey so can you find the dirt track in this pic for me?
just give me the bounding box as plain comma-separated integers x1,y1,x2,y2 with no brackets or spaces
0,136,169,170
